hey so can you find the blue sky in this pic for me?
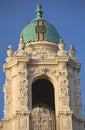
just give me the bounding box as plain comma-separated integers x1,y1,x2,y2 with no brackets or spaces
0,0,85,119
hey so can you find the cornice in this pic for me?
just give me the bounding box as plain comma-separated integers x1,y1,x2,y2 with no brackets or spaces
3,56,29,70
56,56,69,62
68,58,81,70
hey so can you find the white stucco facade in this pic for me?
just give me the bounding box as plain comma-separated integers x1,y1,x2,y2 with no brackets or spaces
0,36,85,130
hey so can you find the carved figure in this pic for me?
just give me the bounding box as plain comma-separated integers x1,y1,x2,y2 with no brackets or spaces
69,44,76,57
5,45,14,62
14,35,27,56
57,38,67,56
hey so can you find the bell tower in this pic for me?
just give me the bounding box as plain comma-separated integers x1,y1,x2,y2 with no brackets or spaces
0,4,85,130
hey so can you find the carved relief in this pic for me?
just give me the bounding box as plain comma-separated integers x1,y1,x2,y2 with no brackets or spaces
3,78,12,116
50,69,59,78
30,46,48,59
57,62,70,110
30,45,56,59
32,107,54,130
17,62,28,110
60,87,68,97
30,66,46,76
39,47,48,59
59,78,69,88
19,87,27,97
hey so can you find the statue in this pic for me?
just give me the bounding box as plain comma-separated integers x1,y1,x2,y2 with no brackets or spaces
5,45,14,62
57,38,67,56
69,44,76,57
14,35,27,56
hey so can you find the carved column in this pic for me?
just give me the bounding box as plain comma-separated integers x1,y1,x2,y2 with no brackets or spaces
17,62,28,112
3,69,12,118
57,61,73,130
58,62,70,111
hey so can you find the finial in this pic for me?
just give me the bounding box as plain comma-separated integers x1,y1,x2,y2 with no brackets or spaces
35,4,43,19
59,37,64,44
19,34,24,44
18,35,25,50
57,37,67,56
7,45,13,57
5,45,14,62
69,44,76,57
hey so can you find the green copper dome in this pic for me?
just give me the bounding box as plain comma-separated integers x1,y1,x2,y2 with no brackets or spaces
21,5,60,44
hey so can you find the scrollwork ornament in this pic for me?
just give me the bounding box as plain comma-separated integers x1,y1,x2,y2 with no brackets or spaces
32,66,46,75
59,78,69,88
50,69,59,78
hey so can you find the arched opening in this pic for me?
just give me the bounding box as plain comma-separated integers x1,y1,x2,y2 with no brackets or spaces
32,78,56,130
32,78,55,111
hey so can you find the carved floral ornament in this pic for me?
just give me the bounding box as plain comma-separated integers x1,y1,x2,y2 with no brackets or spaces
59,78,69,87
60,87,68,97
18,77,28,97
29,62,69,82
29,66,61,80
19,86,28,97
